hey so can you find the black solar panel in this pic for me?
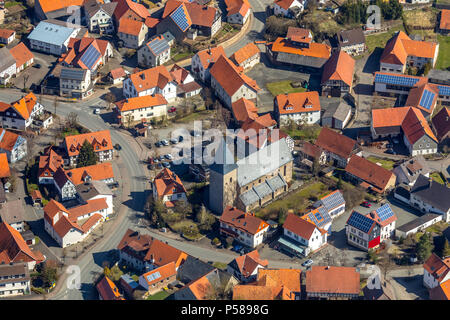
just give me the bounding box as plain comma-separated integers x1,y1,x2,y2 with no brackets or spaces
375,204,395,222
347,211,374,233
80,45,101,70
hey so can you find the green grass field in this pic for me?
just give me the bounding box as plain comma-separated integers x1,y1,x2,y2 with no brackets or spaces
281,124,321,142
430,172,446,185
266,81,307,97
366,156,396,170
365,24,405,53
435,35,450,70
146,291,170,300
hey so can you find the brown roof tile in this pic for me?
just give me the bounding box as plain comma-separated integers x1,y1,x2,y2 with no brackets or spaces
315,127,358,159
306,266,360,295
345,155,395,192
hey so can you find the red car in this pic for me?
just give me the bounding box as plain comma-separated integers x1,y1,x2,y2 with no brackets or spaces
168,107,177,113
361,201,372,208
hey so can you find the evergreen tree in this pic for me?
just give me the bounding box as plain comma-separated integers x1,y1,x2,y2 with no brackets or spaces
76,140,98,168
416,233,434,262
443,239,450,258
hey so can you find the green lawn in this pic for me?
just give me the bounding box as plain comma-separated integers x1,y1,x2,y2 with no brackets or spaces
212,262,228,270
146,290,170,300
171,52,193,62
255,181,329,219
430,172,446,185
174,110,213,123
266,80,307,97
366,156,396,170
5,1,24,8
365,23,405,53
435,35,450,70
281,124,321,142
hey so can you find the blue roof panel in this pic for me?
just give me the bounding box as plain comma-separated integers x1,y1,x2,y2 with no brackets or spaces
347,211,375,233
28,21,76,47
80,45,101,70
419,89,435,110
374,73,420,87
170,5,191,32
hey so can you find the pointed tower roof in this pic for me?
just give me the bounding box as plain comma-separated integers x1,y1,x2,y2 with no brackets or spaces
210,137,238,175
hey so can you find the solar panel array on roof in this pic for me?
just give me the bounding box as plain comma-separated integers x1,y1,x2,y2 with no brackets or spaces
146,271,161,283
320,191,345,211
80,45,101,70
307,206,331,228
170,5,191,32
374,73,420,87
60,67,87,81
375,204,395,222
347,211,374,233
419,89,435,110
148,37,169,56
437,85,450,96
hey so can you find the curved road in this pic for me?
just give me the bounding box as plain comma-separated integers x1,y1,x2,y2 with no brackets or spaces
0,1,294,300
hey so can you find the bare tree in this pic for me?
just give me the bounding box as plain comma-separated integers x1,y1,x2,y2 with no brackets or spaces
104,92,116,111
23,73,30,90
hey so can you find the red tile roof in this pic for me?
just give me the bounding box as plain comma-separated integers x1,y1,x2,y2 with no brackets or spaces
68,198,108,221
405,83,439,115
441,10,450,30
276,91,321,115
141,261,176,286
210,55,260,97
38,147,64,179
9,42,33,68
162,0,218,28
195,46,225,70
0,153,10,178
270,37,331,59
117,229,188,268
231,98,259,122
115,94,167,113
430,280,450,300
114,0,150,21
345,155,395,192
0,222,43,264
225,0,251,17
110,67,126,80
315,127,358,159
321,50,355,87
96,275,125,300
381,31,438,65
0,129,20,152
432,106,450,142
286,27,312,44
299,141,322,159
9,92,37,121
220,206,269,235
36,0,85,13
64,130,113,157
129,66,173,93
274,0,296,10
233,250,268,279
402,107,437,144
230,42,259,65
306,266,360,295
424,253,450,283
283,212,321,239
372,106,411,129
118,18,144,36
153,168,186,199
0,28,15,39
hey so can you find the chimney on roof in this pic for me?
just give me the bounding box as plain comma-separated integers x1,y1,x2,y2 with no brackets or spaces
326,266,330,270
141,73,145,80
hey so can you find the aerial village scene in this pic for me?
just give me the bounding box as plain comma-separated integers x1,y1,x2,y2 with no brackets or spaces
0,0,449,303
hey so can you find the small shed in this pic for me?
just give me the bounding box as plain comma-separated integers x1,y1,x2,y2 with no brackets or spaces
31,189,43,206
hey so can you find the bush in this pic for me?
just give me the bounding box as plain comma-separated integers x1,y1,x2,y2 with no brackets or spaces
212,237,220,245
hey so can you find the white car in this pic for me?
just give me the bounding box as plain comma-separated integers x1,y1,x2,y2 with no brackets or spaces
165,154,173,160
161,140,169,146
94,108,100,114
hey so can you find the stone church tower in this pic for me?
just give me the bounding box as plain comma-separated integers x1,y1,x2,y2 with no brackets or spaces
208,139,238,214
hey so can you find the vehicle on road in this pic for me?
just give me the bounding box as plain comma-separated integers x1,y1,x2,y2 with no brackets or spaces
114,143,121,150
161,139,169,146
361,201,372,208
33,64,41,69
155,141,162,148
168,107,177,113
162,162,170,168
94,108,100,114
302,259,314,267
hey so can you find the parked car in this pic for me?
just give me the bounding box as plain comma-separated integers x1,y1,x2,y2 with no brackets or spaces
158,155,165,161
153,158,159,163
178,135,184,142
386,143,393,149
155,141,162,148
361,201,372,208
168,107,177,113
170,138,178,144
114,144,122,151
161,139,169,146
94,108,101,114
165,154,173,160
156,163,163,169
190,130,201,137
162,162,170,168
302,259,314,267
33,63,41,69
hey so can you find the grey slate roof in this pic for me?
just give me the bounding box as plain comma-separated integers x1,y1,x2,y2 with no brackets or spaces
76,180,112,202
209,138,238,175
427,69,450,85
84,0,117,18
322,101,351,122
239,189,259,207
0,48,15,73
60,67,87,81
0,199,25,224
177,256,215,284
337,28,365,48
397,213,441,233
236,138,292,187
28,20,77,46
267,174,287,192
392,156,430,185
253,182,272,199
411,174,450,213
